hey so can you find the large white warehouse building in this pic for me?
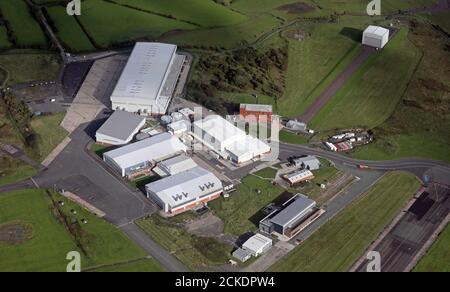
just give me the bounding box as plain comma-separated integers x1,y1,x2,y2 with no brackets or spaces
192,115,271,165
103,133,187,178
362,26,390,49
111,42,185,115
146,166,223,215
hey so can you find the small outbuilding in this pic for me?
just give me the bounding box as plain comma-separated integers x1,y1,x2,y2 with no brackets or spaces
292,156,321,170
362,26,390,49
242,233,273,257
232,248,253,263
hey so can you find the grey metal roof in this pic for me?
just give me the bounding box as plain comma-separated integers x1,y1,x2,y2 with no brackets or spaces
110,42,177,101
96,110,145,141
269,195,316,228
159,154,197,175
232,248,252,262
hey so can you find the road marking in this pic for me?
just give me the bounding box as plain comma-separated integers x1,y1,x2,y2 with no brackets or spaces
30,177,40,188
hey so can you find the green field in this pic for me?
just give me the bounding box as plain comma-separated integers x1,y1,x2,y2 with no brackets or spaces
277,22,362,117
0,189,164,272
269,171,420,272
114,0,247,27
31,113,68,161
0,26,11,50
209,173,285,235
0,158,37,187
414,224,450,272
310,28,421,131
279,130,309,144
352,19,450,163
0,0,47,47
46,6,95,52
0,52,60,85
77,0,196,48
137,214,233,271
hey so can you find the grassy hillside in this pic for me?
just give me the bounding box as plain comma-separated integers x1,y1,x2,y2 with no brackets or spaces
0,26,11,50
114,0,247,27
0,189,164,272
352,20,450,163
310,28,421,131
269,171,420,272
77,0,196,48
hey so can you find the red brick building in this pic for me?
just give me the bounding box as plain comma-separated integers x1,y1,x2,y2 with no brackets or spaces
240,104,273,122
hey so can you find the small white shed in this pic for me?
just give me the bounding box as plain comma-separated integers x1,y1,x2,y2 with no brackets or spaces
242,233,272,256
362,26,390,48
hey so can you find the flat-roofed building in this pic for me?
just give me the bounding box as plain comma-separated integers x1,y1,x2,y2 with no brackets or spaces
260,194,322,238
145,166,223,215
103,133,187,178
192,115,271,165
362,26,390,48
156,154,197,177
95,110,146,145
240,104,273,122
283,169,314,186
111,42,186,115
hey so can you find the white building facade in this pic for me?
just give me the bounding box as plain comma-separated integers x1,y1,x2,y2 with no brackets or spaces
146,166,223,215
192,115,271,165
103,133,187,177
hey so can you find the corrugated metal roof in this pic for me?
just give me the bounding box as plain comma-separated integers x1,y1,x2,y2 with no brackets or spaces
104,133,186,169
269,195,316,228
146,166,222,208
96,110,145,141
285,169,314,182
110,42,177,101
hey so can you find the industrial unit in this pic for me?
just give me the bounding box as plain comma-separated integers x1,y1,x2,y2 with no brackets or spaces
155,154,197,177
362,26,390,48
240,104,273,122
95,110,146,145
192,115,271,165
232,233,272,262
292,156,321,170
110,42,186,115
260,194,322,238
283,169,315,186
145,166,223,215
103,133,187,178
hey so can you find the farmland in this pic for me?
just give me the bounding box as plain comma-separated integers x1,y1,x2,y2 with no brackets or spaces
269,171,420,272
0,0,47,48
0,189,164,272
113,0,247,27
77,0,197,48
46,6,95,52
